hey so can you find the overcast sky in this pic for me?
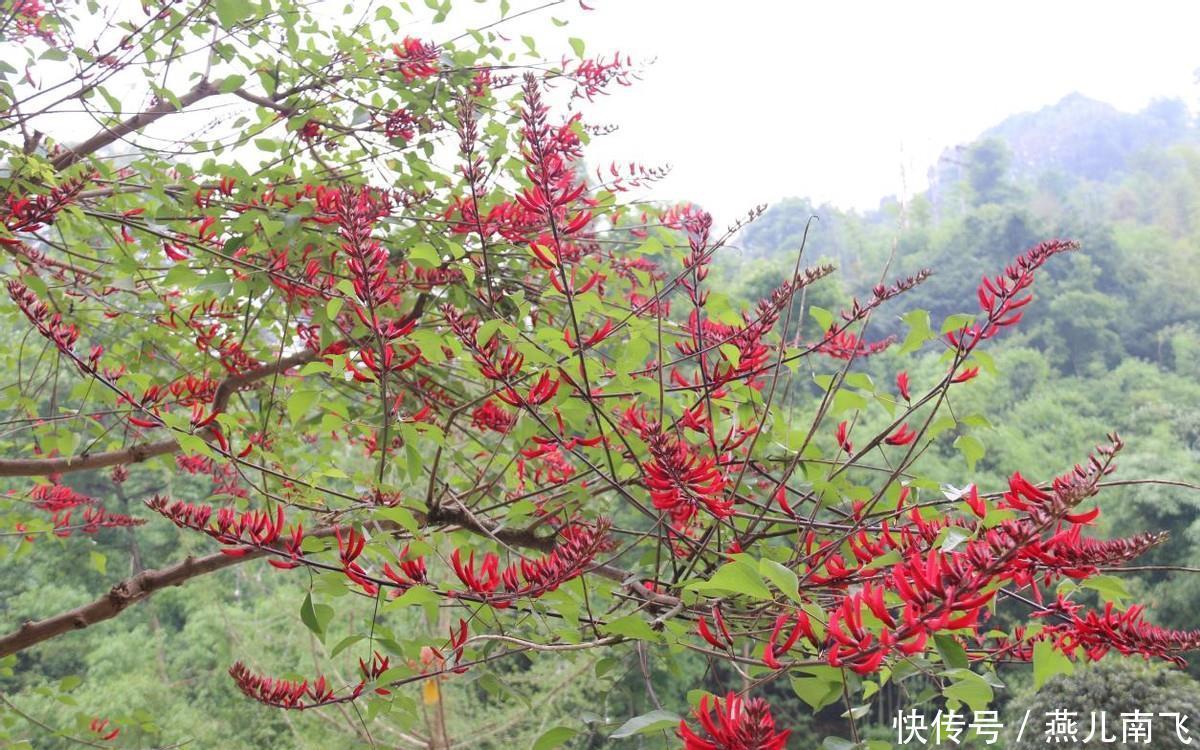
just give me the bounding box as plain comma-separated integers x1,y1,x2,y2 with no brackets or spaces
544,1,1200,220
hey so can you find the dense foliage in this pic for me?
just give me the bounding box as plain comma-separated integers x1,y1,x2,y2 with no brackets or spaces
1,2,1198,749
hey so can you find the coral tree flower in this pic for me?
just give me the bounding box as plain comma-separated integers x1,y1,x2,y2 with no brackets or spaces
679,692,790,750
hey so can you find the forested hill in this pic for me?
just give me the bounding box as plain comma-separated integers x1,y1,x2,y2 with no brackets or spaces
736,93,1199,263
726,93,1200,369
928,93,1198,207
718,92,1200,696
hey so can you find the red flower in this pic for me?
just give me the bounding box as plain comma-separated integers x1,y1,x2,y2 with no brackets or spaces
229,662,356,710
451,521,610,606
451,548,503,601
471,400,516,434
390,37,440,81
337,526,378,595
946,239,1078,351
678,692,790,750
762,613,803,669
885,423,917,446
7,281,80,355
964,484,986,518
645,430,729,523
897,371,911,401
382,107,416,140
835,421,853,454
950,366,979,384
88,718,119,741
697,616,730,650
147,496,292,555
379,548,426,594
814,328,895,360
297,119,321,139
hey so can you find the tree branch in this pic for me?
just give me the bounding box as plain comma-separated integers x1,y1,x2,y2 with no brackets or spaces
0,508,673,658
0,545,264,658
52,79,220,171
0,349,317,478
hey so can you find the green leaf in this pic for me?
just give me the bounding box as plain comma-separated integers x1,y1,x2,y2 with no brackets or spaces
407,243,441,269
594,656,620,678
330,634,365,658
686,689,717,708
215,0,252,28
388,584,440,613
532,726,579,750
1081,574,1131,608
288,390,319,424
568,37,585,58
759,558,800,602
1033,639,1074,689
719,343,740,368
832,389,869,415
898,309,934,354
375,506,419,534
218,74,246,93
601,614,659,642
89,550,106,575
326,296,343,321
940,313,976,334
809,306,834,332
942,668,993,712
939,527,971,552
791,667,844,710
609,710,679,739
934,634,969,668
954,435,985,471
300,593,334,643
927,415,958,440
686,560,773,600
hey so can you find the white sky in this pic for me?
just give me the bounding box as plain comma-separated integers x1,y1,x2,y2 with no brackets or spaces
22,0,1199,225
556,0,1200,219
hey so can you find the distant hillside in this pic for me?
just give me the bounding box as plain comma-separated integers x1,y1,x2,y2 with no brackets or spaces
928,94,1197,206
735,93,1200,280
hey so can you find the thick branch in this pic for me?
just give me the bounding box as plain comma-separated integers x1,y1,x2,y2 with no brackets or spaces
0,509,671,658
52,79,220,171
0,349,317,478
0,545,264,658
0,436,178,478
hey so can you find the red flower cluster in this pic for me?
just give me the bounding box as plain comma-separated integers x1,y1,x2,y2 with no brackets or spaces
679,692,790,750
390,37,440,81
229,662,351,710
471,400,516,434
88,717,119,741
765,436,1195,677
8,0,55,42
7,280,79,354
674,269,829,390
25,483,144,537
947,239,1079,351
381,546,428,594
567,52,637,103
813,328,895,360
644,429,729,524
335,186,400,314
516,72,593,259
146,496,290,556
2,174,89,236
450,520,610,606
382,107,416,140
